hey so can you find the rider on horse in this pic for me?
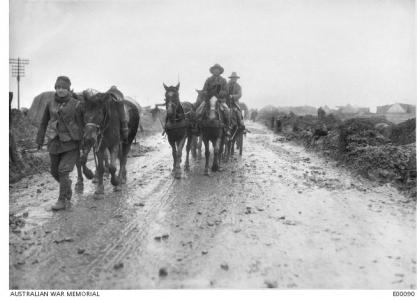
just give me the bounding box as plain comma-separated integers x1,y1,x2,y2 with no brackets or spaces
226,72,245,131
199,63,231,135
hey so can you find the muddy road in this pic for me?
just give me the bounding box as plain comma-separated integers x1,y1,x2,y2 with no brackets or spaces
9,122,416,289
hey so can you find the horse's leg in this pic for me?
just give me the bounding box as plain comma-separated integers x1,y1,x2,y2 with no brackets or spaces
104,149,110,177
212,136,220,172
184,133,192,171
197,134,203,159
94,150,105,199
191,133,197,160
118,143,130,184
169,138,177,173
108,145,121,189
74,154,84,192
174,136,186,178
222,134,229,163
203,135,210,176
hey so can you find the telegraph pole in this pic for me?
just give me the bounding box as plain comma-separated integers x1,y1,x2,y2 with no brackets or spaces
9,57,30,110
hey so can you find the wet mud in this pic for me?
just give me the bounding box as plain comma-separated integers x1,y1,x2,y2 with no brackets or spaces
9,122,416,289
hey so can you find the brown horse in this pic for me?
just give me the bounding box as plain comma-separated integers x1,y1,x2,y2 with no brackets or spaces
80,91,139,198
191,89,204,159
199,96,226,175
225,106,244,159
161,83,196,178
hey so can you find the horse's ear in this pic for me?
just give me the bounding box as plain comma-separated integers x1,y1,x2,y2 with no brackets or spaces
163,83,168,90
176,82,180,90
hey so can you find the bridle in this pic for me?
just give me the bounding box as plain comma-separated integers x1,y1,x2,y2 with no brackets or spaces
166,95,188,122
84,98,110,152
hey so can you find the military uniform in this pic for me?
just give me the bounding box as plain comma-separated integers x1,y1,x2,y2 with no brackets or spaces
227,72,244,129
199,64,230,131
36,76,83,210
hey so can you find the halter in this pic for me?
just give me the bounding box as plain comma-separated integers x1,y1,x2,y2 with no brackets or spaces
84,99,110,152
166,96,185,122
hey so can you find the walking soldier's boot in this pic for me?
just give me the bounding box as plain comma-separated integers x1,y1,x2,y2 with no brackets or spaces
52,173,72,211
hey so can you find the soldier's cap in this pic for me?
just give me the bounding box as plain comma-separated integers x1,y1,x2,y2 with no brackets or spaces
209,64,224,75
54,76,71,90
229,72,240,79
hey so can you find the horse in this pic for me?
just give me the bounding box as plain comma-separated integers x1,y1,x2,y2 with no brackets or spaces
80,90,140,198
225,106,243,159
161,83,195,178
191,89,205,159
199,96,226,175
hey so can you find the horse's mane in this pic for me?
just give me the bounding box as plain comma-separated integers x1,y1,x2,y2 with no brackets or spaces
83,90,106,107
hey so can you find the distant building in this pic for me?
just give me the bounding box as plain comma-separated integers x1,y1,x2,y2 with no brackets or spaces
376,103,416,124
336,104,370,114
377,103,416,114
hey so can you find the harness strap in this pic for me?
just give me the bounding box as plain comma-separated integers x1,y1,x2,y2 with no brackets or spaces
85,123,100,129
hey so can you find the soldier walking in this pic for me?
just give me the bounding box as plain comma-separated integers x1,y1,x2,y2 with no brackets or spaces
36,76,84,210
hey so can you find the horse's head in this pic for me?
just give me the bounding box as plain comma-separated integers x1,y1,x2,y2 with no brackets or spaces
82,91,107,152
163,83,180,120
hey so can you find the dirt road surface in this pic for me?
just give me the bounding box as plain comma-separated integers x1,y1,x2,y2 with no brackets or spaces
9,122,416,289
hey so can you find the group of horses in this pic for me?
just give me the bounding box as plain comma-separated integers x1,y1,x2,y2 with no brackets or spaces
74,84,245,198
160,83,245,179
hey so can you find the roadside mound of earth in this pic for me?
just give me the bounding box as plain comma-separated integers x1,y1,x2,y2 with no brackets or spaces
390,118,416,145
266,114,416,198
11,109,38,150
9,150,50,184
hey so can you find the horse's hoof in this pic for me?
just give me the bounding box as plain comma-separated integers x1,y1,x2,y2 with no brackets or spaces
204,170,209,176
113,185,122,192
74,182,84,193
83,168,94,180
92,177,98,184
174,169,182,179
184,165,190,171
94,192,104,200
111,177,120,186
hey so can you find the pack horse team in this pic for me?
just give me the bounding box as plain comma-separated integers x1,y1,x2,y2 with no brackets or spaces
35,64,247,211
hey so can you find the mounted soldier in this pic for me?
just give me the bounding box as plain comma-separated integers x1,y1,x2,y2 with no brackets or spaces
197,63,231,135
36,76,84,211
227,71,245,131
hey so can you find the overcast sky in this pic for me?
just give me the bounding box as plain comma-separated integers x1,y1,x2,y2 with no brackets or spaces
9,0,416,110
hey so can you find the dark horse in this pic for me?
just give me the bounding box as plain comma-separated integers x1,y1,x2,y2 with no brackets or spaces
225,106,244,159
199,96,226,175
191,89,205,159
161,83,196,179
80,91,140,198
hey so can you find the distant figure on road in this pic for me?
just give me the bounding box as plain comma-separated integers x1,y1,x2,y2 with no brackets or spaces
250,109,258,122
318,107,326,121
